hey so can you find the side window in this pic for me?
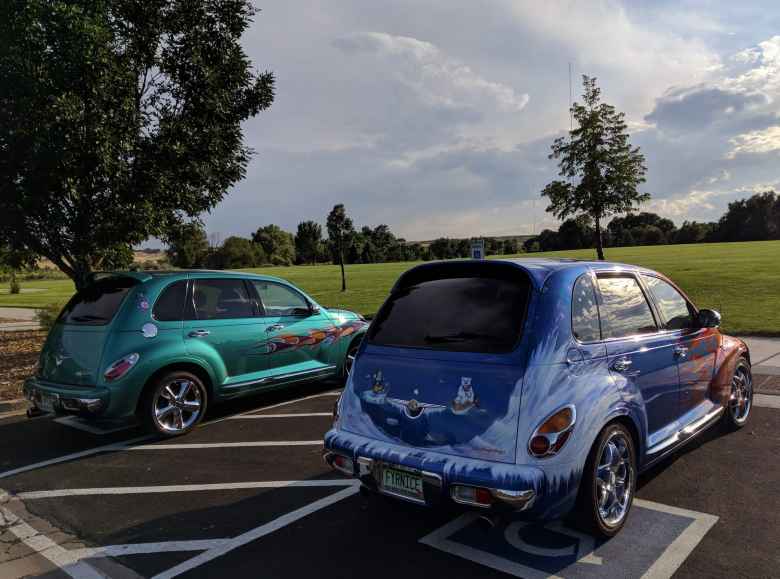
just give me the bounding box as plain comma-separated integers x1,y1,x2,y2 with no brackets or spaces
597,276,658,339
572,274,601,342
192,279,254,320
642,275,695,330
252,282,309,316
153,280,188,321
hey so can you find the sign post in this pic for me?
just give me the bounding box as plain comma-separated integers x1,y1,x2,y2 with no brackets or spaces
470,239,485,260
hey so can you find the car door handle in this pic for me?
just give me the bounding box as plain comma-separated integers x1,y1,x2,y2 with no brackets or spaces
674,345,689,358
266,324,285,332
611,357,633,372
188,329,210,338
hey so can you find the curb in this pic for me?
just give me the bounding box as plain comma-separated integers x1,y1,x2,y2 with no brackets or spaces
0,398,27,414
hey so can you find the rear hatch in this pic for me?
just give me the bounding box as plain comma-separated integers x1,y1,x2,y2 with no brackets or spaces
38,276,141,386
340,262,531,464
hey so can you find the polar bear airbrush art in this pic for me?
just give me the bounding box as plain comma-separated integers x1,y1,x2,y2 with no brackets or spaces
451,376,478,414
362,369,388,404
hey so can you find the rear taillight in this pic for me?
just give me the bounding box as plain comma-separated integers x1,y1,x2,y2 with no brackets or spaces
450,485,494,508
103,353,140,381
528,405,576,458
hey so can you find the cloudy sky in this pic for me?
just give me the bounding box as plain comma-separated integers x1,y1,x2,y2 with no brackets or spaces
203,0,780,241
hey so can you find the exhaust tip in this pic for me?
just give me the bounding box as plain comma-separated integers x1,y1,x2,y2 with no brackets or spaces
477,513,501,532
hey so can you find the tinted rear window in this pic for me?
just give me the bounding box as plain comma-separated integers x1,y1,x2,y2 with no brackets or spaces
59,277,139,325
368,273,530,353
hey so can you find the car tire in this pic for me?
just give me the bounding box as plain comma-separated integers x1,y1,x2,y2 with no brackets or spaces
139,371,208,437
722,357,752,431
342,339,360,384
576,422,636,538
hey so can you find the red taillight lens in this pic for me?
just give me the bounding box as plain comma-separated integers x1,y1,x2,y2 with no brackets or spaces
529,406,576,458
104,353,140,381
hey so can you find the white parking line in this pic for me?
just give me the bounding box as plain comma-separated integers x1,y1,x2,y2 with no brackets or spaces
152,484,359,578
228,412,332,419
129,440,323,450
0,435,153,480
18,479,357,500
0,505,103,579
0,390,342,480
67,539,233,560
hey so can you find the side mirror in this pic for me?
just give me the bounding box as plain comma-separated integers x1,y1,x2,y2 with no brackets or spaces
697,309,721,328
309,304,321,315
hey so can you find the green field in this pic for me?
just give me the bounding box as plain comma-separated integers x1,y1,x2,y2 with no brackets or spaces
1,240,778,335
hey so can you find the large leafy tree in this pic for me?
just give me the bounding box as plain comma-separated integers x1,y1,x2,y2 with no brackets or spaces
326,204,353,291
542,76,647,260
252,224,295,266
166,222,209,269
0,0,274,289
295,221,322,265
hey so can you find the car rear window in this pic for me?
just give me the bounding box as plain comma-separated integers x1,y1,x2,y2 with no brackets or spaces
368,265,530,353
59,277,139,325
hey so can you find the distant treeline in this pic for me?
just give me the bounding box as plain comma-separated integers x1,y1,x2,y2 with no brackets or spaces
524,191,780,252
166,219,524,269
165,191,780,269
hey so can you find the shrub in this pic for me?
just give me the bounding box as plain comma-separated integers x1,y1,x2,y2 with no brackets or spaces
35,302,66,332
9,275,20,294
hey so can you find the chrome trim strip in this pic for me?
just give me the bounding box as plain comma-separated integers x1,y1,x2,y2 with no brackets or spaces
223,365,337,389
647,405,724,456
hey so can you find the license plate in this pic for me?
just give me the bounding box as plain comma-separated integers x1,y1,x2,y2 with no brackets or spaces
38,392,59,413
381,467,424,501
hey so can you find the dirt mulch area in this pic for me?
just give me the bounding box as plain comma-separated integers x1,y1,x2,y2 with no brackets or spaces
0,330,46,401
0,317,27,324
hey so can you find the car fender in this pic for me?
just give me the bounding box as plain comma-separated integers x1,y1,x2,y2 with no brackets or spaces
711,334,750,406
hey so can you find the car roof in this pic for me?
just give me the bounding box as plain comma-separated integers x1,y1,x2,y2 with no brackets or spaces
495,258,656,287
96,269,291,285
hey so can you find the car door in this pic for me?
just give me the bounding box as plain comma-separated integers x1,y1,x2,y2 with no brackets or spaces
183,277,268,387
641,274,718,416
249,280,336,378
596,273,681,447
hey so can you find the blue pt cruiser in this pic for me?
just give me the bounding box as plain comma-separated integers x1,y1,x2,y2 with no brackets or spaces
323,259,752,537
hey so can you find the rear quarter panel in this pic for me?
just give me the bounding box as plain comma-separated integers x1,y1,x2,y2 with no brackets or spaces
517,267,647,517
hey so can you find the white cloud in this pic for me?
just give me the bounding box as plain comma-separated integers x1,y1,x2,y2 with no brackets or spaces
334,32,529,114
728,126,780,158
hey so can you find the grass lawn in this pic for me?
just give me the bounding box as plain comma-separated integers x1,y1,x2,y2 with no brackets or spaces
0,240,777,335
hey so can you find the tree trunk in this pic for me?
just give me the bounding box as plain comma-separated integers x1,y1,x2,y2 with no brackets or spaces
339,236,346,292
594,217,605,260
72,264,93,292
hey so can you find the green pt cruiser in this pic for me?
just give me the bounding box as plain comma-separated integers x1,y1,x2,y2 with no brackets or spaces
24,271,368,436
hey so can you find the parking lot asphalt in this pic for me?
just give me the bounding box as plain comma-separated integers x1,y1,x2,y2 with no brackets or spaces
0,381,778,579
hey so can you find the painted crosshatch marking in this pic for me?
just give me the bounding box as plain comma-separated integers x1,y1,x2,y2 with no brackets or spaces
420,499,718,579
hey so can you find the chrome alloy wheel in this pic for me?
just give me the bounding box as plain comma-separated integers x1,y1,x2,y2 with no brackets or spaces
153,379,203,434
729,365,752,425
595,431,634,528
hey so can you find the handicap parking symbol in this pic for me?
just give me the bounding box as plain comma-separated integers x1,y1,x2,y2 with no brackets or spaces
420,499,718,579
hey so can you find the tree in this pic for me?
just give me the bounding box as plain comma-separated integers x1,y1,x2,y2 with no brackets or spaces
207,236,264,270
295,221,322,265
714,191,779,242
558,215,595,249
252,224,295,266
326,204,353,291
0,1,274,289
166,222,209,268
541,76,648,260
0,243,37,294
